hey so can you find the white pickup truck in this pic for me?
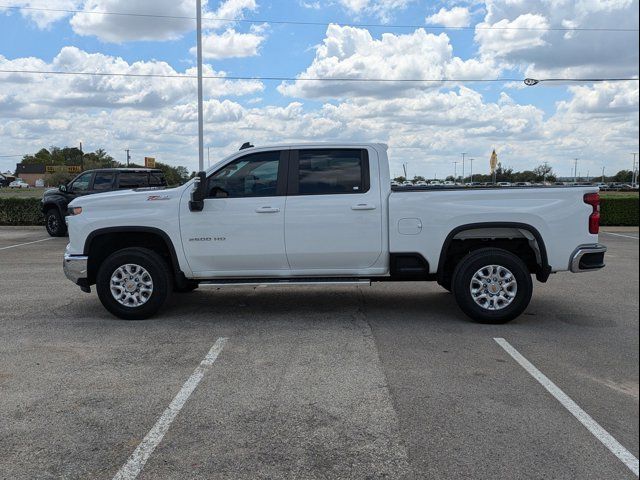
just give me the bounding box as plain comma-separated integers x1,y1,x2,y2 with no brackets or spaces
63,143,606,323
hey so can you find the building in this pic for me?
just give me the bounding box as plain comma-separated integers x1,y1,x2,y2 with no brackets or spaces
15,163,82,187
15,163,47,187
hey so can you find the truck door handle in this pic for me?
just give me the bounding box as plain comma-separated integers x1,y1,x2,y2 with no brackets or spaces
255,206,280,213
351,203,376,211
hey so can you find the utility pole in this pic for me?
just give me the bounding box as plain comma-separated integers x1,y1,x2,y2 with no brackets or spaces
461,153,466,184
469,158,474,183
402,163,408,179
453,161,458,182
196,0,205,172
573,158,578,183
125,149,131,167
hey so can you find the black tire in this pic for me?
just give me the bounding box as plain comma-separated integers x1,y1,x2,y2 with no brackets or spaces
96,247,172,320
452,248,533,324
174,280,199,293
45,208,67,237
437,278,452,293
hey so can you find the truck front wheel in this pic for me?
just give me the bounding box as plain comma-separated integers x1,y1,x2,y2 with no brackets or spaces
452,248,533,324
45,208,67,237
96,247,172,320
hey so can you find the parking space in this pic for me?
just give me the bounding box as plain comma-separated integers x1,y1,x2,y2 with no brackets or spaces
0,227,638,479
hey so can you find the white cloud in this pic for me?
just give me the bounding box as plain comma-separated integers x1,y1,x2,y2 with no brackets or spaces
69,0,194,42
475,0,639,78
425,7,471,28
1,0,82,28
278,25,496,99
3,0,264,48
193,26,265,59
335,0,413,21
0,47,263,114
475,14,550,58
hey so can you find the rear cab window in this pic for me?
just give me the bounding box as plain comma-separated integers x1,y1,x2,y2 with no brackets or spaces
290,149,369,195
117,172,149,190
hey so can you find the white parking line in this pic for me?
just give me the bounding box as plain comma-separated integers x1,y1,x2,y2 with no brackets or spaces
602,232,639,240
0,237,54,250
495,338,639,477
112,337,228,480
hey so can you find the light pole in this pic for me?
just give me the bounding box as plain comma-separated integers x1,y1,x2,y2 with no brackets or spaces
632,153,639,187
453,161,458,182
602,166,605,183
573,158,578,183
461,153,466,184
469,158,474,183
196,0,204,172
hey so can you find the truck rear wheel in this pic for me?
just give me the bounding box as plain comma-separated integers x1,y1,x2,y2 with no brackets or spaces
96,247,172,320
452,248,532,324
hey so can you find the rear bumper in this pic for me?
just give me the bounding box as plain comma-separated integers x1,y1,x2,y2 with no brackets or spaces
63,253,90,291
569,244,607,273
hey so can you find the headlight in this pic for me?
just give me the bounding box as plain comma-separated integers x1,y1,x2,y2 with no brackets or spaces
68,206,83,216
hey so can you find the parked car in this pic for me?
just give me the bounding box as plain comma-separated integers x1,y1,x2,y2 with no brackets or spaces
63,143,606,324
497,182,512,187
9,178,30,189
41,168,167,237
514,182,532,187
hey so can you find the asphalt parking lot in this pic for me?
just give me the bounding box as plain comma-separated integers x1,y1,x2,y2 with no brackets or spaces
1,227,638,480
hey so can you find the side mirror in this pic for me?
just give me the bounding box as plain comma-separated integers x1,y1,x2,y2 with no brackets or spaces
189,171,207,212
59,184,68,193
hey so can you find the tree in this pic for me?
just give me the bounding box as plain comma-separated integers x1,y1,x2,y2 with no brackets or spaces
393,176,406,183
533,164,556,183
611,170,633,183
412,175,426,183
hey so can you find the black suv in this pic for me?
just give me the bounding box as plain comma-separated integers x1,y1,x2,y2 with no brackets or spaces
41,168,167,236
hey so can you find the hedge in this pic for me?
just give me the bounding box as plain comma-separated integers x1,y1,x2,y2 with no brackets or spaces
0,198,44,226
600,196,639,226
0,195,638,226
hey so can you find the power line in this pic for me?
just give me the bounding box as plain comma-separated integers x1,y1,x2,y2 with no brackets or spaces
0,69,637,84
0,4,637,32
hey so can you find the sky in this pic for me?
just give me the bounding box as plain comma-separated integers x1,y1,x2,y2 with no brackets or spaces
0,0,638,179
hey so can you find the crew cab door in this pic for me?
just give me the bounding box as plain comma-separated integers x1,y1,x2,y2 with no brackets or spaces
180,149,290,276
284,148,383,272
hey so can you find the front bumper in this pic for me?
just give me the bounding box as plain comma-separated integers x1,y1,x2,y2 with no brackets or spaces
63,253,90,291
569,244,607,273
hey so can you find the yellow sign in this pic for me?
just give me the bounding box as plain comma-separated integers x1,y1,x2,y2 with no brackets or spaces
490,150,498,173
145,157,156,168
45,165,82,174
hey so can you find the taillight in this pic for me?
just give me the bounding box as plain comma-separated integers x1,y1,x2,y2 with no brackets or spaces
584,193,600,234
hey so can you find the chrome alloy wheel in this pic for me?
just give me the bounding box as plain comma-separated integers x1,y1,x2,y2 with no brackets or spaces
469,265,518,311
110,264,154,308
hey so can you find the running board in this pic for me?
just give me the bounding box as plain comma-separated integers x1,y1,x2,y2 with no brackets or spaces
198,277,372,287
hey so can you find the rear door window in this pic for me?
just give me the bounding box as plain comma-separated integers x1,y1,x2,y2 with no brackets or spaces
92,172,115,191
149,172,166,187
293,149,369,195
118,172,149,189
